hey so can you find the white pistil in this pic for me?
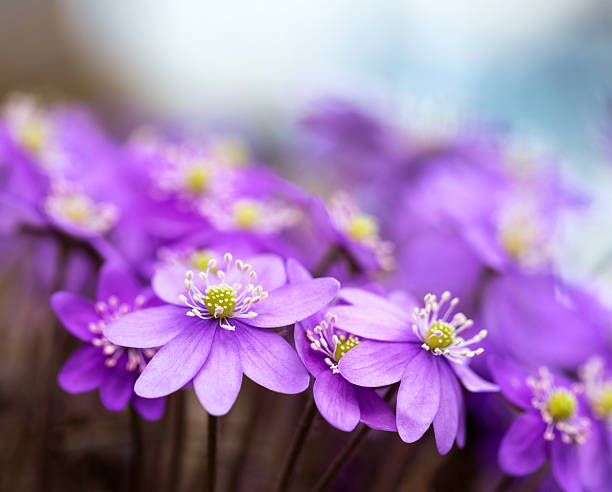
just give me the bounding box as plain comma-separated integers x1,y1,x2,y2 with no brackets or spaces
180,253,268,331
306,312,360,374
412,291,486,363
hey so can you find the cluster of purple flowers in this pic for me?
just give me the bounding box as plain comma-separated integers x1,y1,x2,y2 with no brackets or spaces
2,93,611,491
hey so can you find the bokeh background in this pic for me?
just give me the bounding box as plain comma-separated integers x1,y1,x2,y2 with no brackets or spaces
2,1,612,491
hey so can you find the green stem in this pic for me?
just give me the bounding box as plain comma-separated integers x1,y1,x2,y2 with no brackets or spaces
273,398,317,492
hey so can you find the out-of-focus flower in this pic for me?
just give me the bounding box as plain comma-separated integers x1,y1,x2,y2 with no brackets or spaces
489,356,591,492
330,289,497,453
52,263,165,420
577,357,612,491
288,259,396,432
104,253,339,415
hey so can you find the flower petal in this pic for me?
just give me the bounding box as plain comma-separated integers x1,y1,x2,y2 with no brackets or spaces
248,278,340,328
236,322,309,394
450,369,466,448
58,345,106,393
433,359,460,455
338,341,419,387
338,287,412,321
313,371,360,432
151,264,189,306
132,395,166,421
248,254,287,291
550,438,581,492
134,319,217,398
354,387,397,431
51,292,97,342
487,355,533,410
397,351,440,443
104,305,192,349
451,363,499,393
329,305,414,342
100,362,137,411
193,328,243,416
498,412,547,475
286,257,312,283
97,263,141,304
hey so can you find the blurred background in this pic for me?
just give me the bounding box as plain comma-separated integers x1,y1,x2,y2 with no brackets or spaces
2,1,612,491
4,0,612,282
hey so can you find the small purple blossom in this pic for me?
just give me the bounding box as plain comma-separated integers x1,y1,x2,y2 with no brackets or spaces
51,263,165,420
288,259,396,432
489,356,592,492
104,253,340,415
330,289,498,453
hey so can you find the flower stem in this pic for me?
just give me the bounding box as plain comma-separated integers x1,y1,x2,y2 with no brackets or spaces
312,385,398,491
166,391,186,491
273,397,317,492
205,414,219,492
313,424,370,492
129,407,144,492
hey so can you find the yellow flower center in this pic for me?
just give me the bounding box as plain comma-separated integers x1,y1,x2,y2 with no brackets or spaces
190,249,214,272
20,121,46,153
204,284,237,318
594,385,612,419
348,214,378,241
425,321,455,350
63,196,92,224
184,165,209,194
333,334,360,362
233,202,260,229
547,390,577,421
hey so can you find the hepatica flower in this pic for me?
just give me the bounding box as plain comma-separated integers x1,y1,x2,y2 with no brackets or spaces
288,259,396,432
104,253,339,415
328,192,394,271
489,357,591,492
51,263,165,420
330,290,497,453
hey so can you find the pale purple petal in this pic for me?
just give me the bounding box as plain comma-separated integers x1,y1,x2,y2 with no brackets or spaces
354,387,397,431
449,368,466,448
313,370,360,432
51,292,97,342
498,413,547,475
578,422,608,490
487,355,533,410
97,263,141,303
550,438,581,492
104,305,192,348
452,363,499,393
286,257,312,283
132,395,166,421
294,323,329,377
247,278,340,328
193,328,243,416
338,287,412,321
248,254,287,291
338,340,419,387
433,359,460,455
235,322,309,394
329,305,415,342
100,363,136,411
397,351,440,443
134,319,217,398
151,264,190,306
58,345,106,393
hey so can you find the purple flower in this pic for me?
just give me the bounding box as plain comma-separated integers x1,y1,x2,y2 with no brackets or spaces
288,259,396,432
489,356,591,492
577,357,612,491
330,290,498,454
51,263,165,420
104,253,340,415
